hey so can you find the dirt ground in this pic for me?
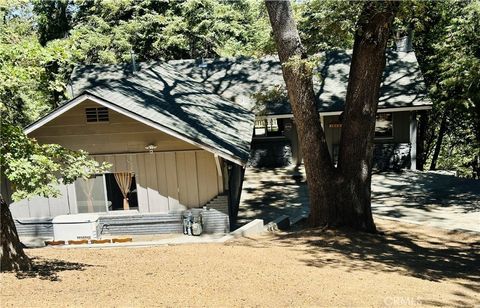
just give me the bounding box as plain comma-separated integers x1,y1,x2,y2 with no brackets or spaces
1,219,479,307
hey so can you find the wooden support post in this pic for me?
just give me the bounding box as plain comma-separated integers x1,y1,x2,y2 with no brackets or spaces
410,111,417,170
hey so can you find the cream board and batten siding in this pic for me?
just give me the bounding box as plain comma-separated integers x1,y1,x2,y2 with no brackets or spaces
12,99,225,218
92,151,223,213
28,100,199,153
8,183,75,219
9,151,223,219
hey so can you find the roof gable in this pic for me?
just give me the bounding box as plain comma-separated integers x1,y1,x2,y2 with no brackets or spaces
27,63,256,165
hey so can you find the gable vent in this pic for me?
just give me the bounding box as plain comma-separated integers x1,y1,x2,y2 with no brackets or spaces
85,107,109,123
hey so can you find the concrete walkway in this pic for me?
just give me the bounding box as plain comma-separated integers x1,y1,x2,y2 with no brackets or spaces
238,167,480,232
237,166,309,227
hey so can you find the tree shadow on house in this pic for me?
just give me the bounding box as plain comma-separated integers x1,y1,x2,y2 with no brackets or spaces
15,257,94,281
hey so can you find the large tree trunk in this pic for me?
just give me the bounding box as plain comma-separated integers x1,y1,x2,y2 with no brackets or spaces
266,0,398,231
265,0,336,227
1,194,31,272
336,1,399,232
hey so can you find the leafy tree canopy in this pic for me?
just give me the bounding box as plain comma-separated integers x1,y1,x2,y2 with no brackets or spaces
1,2,108,201
402,0,480,176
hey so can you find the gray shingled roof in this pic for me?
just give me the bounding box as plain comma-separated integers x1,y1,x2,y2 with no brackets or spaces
168,50,431,115
66,50,429,163
70,62,255,164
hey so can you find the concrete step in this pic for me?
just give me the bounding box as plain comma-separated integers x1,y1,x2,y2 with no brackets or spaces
204,195,228,208
242,179,305,185
243,177,305,184
208,198,228,202
208,200,228,203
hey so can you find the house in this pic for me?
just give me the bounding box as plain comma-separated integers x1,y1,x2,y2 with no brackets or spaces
6,49,431,239
167,50,431,169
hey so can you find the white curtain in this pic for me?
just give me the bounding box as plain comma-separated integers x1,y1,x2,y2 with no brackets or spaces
114,172,133,210
80,178,95,213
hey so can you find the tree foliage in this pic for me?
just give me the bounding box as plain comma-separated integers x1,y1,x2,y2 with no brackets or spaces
296,0,362,52
296,0,479,177
1,124,110,202
1,2,112,199
33,0,72,46
0,1,107,272
405,0,480,177
63,0,272,63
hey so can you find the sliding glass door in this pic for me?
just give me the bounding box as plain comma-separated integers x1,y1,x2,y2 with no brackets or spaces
74,175,108,213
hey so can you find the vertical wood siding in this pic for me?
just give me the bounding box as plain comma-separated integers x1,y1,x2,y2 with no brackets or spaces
92,150,222,213
9,150,224,219
9,183,75,219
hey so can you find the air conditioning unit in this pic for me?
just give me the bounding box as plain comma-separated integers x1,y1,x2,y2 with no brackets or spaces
52,214,100,241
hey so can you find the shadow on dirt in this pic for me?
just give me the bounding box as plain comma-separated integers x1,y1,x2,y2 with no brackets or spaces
234,221,479,306
15,257,94,281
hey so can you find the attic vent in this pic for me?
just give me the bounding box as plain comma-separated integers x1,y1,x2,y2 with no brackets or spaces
85,107,109,123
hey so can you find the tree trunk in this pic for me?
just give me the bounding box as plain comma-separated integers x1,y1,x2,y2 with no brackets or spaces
1,194,31,272
265,0,336,227
423,113,437,165
430,107,450,170
336,1,399,232
266,0,398,231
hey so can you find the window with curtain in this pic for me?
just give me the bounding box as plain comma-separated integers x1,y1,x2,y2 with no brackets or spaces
74,175,108,213
105,173,138,211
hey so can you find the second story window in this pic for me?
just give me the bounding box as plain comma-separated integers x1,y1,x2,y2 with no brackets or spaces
85,107,109,123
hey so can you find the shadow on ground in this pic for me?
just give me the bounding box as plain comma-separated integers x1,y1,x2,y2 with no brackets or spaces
372,171,480,214
234,221,479,306
238,167,479,231
236,166,308,227
279,224,479,284
15,257,93,281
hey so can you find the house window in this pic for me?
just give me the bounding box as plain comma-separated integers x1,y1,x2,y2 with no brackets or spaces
85,107,109,123
105,173,138,211
254,119,267,136
74,174,109,213
375,113,393,139
74,173,139,213
254,118,284,137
